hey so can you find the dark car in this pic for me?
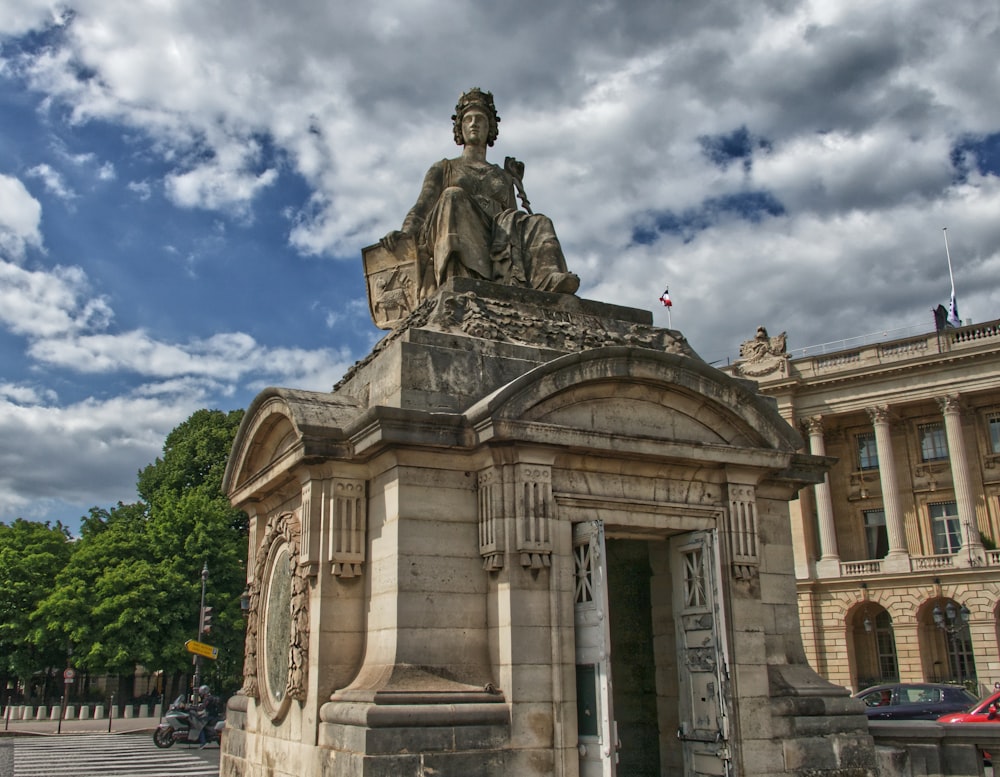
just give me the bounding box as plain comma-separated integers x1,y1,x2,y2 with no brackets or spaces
854,682,978,720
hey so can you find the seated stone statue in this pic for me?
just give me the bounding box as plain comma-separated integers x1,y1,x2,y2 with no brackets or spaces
380,88,579,302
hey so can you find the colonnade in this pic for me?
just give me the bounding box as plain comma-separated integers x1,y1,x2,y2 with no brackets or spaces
804,393,985,577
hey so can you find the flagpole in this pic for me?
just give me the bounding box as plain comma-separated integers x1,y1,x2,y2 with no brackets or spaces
942,227,961,326
942,227,956,297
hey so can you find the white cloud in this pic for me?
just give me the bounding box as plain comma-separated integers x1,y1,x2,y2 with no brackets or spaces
0,382,58,406
2,0,1000,526
166,163,278,214
0,3,66,37
0,174,43,259
27,163,76,201
128,180,152,200
0,260,112,337
0,391,189,520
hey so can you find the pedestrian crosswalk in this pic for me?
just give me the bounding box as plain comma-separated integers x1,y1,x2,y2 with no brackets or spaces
12,733,219,776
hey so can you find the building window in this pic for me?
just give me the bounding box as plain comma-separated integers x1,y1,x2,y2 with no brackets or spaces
863,509,888,559
929,501,961,554
988,413,1000,454
918,422,949,462
682,548,706,609
857,432,879,471
874,611,899,683
574,542,594,605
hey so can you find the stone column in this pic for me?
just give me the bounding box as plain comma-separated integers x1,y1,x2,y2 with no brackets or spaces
866,406,910,573
939,394,985,567
804,417,840,577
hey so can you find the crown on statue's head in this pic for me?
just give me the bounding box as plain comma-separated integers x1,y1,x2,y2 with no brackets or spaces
452,87,500,147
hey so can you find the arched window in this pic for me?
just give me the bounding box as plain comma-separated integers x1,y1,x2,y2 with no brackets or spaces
853,604,898,691
929,599,975,685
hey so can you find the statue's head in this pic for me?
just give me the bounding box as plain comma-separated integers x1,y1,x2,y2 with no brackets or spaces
452,87,500,147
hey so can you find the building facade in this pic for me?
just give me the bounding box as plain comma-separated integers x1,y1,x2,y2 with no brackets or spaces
726,318,1000,695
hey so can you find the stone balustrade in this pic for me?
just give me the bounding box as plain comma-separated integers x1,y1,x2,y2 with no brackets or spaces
871,719,1000,777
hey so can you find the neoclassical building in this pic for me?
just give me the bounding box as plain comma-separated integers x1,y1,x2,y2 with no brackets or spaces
726,318,1000,695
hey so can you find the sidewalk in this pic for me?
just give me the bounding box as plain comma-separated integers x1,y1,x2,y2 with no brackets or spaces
0,714,160,737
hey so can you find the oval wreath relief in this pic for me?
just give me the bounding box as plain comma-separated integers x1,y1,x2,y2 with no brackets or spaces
241,511,308,723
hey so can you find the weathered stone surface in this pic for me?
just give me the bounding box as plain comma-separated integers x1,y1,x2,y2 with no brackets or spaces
223,280,876,776
367,88,579,328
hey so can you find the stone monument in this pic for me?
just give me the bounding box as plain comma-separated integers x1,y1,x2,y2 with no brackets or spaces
220,89,876,777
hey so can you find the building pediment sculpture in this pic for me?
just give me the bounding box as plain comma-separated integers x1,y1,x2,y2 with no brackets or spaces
363,88,580,329
735,325,789,377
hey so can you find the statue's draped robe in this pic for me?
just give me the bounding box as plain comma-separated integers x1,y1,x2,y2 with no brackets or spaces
402,158,569,296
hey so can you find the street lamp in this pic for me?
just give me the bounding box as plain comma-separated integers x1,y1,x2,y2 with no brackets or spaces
933,601,971,683
193,562,209,691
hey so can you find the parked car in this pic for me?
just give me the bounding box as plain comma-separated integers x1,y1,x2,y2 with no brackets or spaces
937,689,1000,724
854,683,978,720
938,689,1000,765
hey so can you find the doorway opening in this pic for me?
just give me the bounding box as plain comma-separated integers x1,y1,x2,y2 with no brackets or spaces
575,524,730,776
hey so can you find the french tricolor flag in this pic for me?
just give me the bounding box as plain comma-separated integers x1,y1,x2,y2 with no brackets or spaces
659,288,672,307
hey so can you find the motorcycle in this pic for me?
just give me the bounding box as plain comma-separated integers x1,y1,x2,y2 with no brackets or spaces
153,695,224,748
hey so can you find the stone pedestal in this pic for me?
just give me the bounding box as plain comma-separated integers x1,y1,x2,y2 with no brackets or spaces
221,279,876,777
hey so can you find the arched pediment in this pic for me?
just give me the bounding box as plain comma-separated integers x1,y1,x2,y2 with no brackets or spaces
224,388,363,498
466,347,802,452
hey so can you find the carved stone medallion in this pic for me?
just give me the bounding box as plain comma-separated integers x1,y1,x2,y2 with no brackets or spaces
242,511,308,723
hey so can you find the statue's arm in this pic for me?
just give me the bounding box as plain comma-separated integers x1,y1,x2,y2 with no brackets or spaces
381,162,445,250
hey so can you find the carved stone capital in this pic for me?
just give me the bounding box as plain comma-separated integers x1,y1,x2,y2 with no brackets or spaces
866,405,892,425
802,416,824,437
937,394,962,415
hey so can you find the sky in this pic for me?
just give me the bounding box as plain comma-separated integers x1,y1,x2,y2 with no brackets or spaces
1,1,999,534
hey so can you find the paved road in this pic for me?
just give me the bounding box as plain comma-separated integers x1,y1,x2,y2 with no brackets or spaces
2,733,219,777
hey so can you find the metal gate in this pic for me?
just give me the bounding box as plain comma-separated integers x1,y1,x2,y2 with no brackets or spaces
671,530,733,777
573,520,618,776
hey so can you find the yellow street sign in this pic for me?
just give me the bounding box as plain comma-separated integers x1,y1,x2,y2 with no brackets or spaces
184,639,219,660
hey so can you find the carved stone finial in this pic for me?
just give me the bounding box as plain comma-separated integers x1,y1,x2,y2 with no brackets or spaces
734,325,788,378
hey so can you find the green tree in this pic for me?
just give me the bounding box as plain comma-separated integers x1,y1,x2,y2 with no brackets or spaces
30,408,248,697
0,519,72,687
31,503,181,675
139,409,248,691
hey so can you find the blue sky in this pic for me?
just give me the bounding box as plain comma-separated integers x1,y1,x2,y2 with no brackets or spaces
1,1,999,532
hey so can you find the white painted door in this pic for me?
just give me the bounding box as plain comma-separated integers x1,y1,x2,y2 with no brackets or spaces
573,520,617,777
671,530,733,777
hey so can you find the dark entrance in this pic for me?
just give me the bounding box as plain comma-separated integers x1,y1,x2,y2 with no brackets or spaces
606,539,662,776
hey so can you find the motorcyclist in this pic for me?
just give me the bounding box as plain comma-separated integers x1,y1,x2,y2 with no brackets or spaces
193,684,221,747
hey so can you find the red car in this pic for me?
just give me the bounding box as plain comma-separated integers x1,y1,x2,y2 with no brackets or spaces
937,689,1000,724
938,689,1000,764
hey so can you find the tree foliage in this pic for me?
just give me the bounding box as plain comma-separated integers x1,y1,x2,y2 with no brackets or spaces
0,519,72,678
19,408,248,695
